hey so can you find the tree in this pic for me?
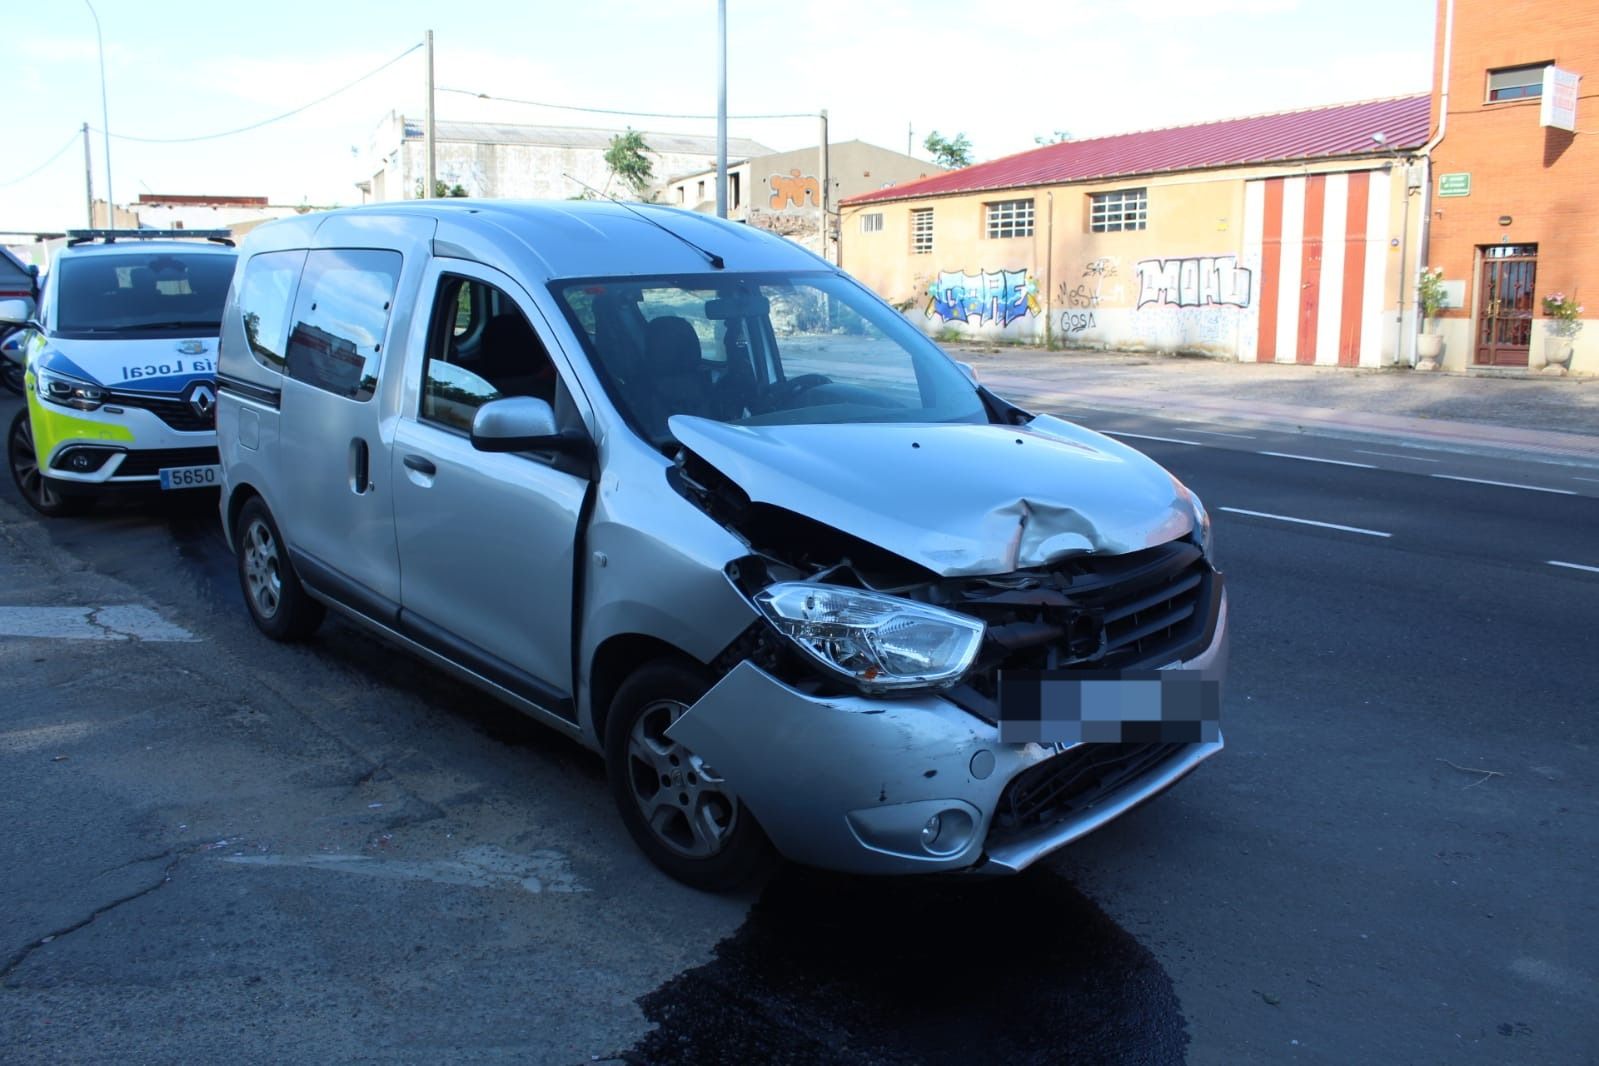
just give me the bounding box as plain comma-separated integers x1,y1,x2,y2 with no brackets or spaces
923,130,973,169
415,179,468,198
604,128,656,198
1034,130,1072,145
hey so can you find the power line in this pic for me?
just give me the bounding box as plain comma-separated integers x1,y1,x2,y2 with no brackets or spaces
437,86,815,122
0,130,82,187
94,43,423,144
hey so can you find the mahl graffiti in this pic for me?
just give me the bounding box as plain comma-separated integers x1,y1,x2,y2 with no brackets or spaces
1135,255,1253,309
769,169,821,210
926,269,1041,326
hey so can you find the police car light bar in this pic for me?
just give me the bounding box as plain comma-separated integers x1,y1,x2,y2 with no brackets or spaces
65,228,235,247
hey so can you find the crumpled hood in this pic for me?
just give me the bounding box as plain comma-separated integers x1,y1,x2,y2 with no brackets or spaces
35,334,217,393
668,414,1198,577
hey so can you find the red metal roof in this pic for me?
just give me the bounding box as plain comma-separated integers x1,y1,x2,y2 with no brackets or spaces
844,95,1431,206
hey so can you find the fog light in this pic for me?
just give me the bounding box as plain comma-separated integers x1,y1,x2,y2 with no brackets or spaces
920,814,942,848
50,447,116,473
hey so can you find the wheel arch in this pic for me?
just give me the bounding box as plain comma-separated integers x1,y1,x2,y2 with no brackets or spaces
587,633,708,749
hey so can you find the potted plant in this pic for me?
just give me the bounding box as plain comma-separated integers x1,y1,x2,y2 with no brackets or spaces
1539,291,1583,374
1415,267,1447,369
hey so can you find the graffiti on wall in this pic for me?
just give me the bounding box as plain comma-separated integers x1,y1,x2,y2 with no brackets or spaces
1061,311,1097,336
1135,255,1253,309
1059,257,1120,310
926,269,1041,326
769,169,821,210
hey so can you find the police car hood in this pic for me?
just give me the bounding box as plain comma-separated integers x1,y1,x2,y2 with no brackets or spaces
668,413,1200,578
34,334,217,393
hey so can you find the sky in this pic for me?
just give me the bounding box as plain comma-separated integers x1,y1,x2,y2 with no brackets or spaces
1,0,1437,234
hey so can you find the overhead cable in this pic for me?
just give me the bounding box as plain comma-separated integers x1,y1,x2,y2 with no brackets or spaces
0,130,83,187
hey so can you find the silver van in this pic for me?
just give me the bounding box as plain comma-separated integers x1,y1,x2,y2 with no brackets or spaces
215,201,1227,890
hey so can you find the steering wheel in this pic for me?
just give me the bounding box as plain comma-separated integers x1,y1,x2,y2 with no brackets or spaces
760,373,832,411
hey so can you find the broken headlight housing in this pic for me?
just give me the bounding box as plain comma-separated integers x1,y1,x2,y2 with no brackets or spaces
35,366,107,411
755,583,985,692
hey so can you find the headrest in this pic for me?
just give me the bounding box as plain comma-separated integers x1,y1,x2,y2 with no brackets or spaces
645,316,702,374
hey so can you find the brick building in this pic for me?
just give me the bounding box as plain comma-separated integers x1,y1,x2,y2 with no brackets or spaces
1421,0,1598,373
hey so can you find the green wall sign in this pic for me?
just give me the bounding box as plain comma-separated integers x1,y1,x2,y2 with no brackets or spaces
1438,172,1471,197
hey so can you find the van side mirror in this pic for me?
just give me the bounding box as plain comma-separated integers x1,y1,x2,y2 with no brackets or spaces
470,396,592,458
955,360,979,383
0,298,34,326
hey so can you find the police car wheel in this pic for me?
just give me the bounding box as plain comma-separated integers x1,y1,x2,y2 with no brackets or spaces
8,410,91,517
604,657,776,892
234,497,324,641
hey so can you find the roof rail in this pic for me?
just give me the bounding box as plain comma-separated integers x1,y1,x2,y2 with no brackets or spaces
65,228,235,248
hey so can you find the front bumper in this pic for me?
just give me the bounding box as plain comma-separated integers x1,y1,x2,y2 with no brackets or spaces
668,593,1228,876
27,394,216,489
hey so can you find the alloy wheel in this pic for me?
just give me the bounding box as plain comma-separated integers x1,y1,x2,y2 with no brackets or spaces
625,699,738,859
9,414,61,510
241,517,283,619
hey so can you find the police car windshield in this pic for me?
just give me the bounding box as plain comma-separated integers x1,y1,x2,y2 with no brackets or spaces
57,251,236,334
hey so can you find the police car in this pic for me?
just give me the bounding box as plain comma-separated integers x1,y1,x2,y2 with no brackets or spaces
2,229,236,516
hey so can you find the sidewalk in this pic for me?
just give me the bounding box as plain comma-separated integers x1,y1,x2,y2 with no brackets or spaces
947,346,1599,462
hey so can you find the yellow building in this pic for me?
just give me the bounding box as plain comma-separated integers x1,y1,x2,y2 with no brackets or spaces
840,96,1431,367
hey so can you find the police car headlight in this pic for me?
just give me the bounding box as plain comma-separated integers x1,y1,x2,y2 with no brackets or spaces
36,367,106,411
755,583,985,692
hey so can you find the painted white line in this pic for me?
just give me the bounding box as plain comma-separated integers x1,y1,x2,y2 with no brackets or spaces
1218,506,1392,538
1187,428,1258,440
1431,474,1577,495
1258,450,1377,469
1573,476,1599,484
1353,449,1442,463
1103,430,1204,447
1548,560,1599,575
0,605,198,642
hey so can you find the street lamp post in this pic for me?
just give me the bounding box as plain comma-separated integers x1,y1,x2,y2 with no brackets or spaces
85,0,113,225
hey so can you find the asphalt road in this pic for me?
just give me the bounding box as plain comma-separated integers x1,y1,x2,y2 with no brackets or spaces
1,388,1596,1065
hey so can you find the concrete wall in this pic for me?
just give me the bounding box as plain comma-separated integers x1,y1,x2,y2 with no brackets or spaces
1424,0,1599,373
839,158,1420,365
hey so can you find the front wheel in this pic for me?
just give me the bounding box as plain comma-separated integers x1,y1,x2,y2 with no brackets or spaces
605,658,774,891
8,409,91,517
234,496,325,641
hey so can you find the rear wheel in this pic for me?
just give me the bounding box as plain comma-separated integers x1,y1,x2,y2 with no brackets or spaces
605,658,774,891
7,409,91,517
234,496,324,641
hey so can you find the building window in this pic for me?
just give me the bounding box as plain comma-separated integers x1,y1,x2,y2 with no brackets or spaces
1090,188,1147,232
677,186,685,204
860,212,884,233
985,198,1034,239
911,208,933,254
730,172,741,209
697,180,706,202
1487,63,1549,102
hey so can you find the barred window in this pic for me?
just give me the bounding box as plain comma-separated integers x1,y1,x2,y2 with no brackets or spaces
911,208,933,254
985,198,1034,238
1090,188,1147,232
1486,63,1548,102
860,212,884,233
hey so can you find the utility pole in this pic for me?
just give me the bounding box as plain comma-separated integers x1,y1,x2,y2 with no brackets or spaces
715,0,727,218
82,123,94,228
424,30,437,199
85,1,113,224
818,109,830,263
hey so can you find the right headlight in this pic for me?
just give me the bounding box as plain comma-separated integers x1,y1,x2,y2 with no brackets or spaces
36,365,107,411
755,583,985,692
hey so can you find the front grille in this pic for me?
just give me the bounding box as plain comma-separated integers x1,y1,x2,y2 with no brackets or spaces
993,741,1183,833
948,539,1220,714
115,447,220,477
108,389,215,431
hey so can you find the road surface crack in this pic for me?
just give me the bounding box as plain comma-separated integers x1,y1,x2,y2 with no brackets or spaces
0,851,184,984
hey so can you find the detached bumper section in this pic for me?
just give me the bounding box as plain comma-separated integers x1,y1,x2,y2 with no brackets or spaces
666,593,1228,876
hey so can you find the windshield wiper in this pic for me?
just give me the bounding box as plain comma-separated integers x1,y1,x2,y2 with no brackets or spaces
122,320,222,331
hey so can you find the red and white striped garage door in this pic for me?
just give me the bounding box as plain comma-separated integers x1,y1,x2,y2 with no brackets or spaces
1241,169,1391,367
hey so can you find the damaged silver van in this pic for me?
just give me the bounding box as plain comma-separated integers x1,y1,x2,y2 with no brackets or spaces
214,201,1227,890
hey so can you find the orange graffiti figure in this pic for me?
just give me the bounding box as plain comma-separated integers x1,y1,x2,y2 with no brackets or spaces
769,169,821,210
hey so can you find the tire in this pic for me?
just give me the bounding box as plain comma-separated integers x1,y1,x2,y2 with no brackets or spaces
233,496,325,641
605,658,775,892
7,409,92,517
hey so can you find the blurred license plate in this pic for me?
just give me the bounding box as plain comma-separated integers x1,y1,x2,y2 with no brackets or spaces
999,669,1221,745
158,464,220,490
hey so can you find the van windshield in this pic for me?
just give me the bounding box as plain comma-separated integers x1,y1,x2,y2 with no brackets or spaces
551,272,988,446
56,251,237,335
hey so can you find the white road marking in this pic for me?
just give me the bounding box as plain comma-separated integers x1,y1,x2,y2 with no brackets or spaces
1187,428,1258,440
1218,506,1392,538
1258,450,1377,469
1548,560,1599,575
1573,476,1599,484
1431,474,1576,495
1103,430,1203,447
0,605,198,642
1353,449,1442,463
